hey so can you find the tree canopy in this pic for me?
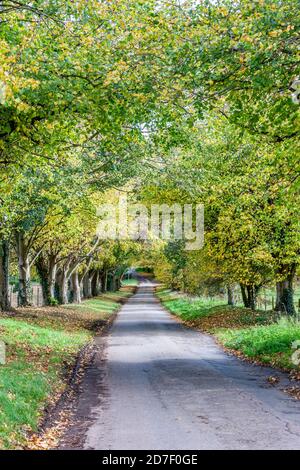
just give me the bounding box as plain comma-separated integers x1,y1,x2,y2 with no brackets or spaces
0,0,299,314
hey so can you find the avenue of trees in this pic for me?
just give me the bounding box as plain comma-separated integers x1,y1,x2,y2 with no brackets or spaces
0,1,299,314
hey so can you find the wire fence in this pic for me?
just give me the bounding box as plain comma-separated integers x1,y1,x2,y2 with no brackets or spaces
198,288,300,313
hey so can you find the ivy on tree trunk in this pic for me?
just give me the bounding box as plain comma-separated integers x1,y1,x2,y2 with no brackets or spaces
35,253,57,305
275,265,296,316
0,239,11,311
15,231,31,307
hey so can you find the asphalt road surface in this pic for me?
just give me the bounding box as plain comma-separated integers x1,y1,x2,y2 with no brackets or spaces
65,281,300,450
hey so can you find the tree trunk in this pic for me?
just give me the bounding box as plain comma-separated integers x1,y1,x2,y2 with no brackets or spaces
247,285,257,311
58,273,69,304
275,266,296,315
227,285,235,306
276,281,282,309
82,271,92,298
111,274,116,292
240,284,260,310
100,270,107,293
15,231,31,306
0,239,11,311
91,270,100,297
35,254,57,305
35,255,49,305
71,271,81,303
240,284,249,308
56,260,71,304
107,273,117,292
48,256,57,301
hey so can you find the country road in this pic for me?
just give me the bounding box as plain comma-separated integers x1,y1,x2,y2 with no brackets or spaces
61,281,300,450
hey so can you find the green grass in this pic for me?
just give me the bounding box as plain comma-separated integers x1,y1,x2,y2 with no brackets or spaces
0,288,134,449
157,288,300,372
0,318,89,449
216,318,300,369
68,298,119,314
159,292,224,321
157,288,278,329
121,278,138,286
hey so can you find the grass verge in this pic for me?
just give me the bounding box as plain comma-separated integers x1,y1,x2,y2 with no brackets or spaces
0,286,135,449
121,278,139,287
216,319,300,370
157,287,300,373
